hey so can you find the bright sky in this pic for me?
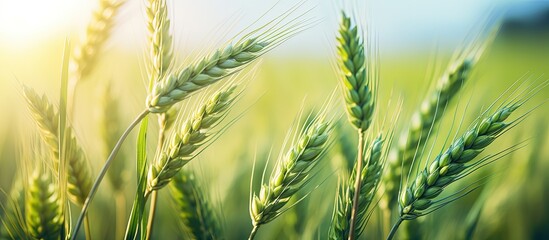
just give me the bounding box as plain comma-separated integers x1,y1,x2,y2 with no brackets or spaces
0,0,540,54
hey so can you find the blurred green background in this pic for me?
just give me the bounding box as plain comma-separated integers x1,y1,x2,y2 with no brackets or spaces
0,0,548,239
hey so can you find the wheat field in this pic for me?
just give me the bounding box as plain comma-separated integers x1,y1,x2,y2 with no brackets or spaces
0,0,548,240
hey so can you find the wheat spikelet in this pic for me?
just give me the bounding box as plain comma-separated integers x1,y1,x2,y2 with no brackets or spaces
147,85,239,192
169,169,221,239
26,171,64,240
330,135,384,239
71,0,125,81
22,87,92,206
337,12,374,131
398,103,520,220
250,117,333,228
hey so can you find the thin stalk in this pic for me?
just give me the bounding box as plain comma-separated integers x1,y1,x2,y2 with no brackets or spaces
72,109,150,239
249,225,259,240
84,214,92,240
348,129,365,240
115,192,126,240
145,125,166,240
145,191,158,240
386,218,404,240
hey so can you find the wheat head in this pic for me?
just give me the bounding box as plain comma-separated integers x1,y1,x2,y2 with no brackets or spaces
147,85,239,192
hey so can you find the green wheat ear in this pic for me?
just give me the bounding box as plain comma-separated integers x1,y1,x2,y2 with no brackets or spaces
147,84,240,192
337,12,374,132
249,111,334,239
26,171,64,240
170,169,222,239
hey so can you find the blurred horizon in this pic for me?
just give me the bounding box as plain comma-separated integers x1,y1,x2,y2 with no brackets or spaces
1,0,549,55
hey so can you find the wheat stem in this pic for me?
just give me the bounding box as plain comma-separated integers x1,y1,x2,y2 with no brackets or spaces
72,109,150,239
145,125,167,240
387,218,403,240
145,190,158,240
249,225,259,240
348,129,364,240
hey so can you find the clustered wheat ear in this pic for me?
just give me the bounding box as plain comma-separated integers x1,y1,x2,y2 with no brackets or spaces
22,88,59,159
398,103,520,221
26,171,64,240
330,135,385,239
147,85,239,192
65,129,93,205
249,117,333,237
22,87,92,206
71,0,125,81
146,38,268,113
337,12,374,132
170,169,222,239
383,51,482,211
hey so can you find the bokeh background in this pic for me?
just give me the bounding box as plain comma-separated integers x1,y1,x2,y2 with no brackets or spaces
0,0,548,239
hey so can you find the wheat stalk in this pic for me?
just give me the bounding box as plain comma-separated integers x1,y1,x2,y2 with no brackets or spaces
249,116,333,239
99,84,128,192
26,171,64,240
330,135,385,239
337,11,377,240
147,85,239,192
169,169,222,239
